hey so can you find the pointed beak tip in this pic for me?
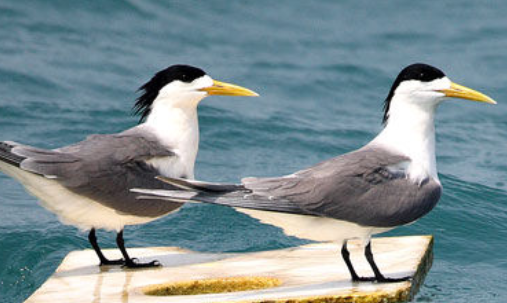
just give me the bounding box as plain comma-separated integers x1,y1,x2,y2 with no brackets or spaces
478,95,497,105
444,82,497,105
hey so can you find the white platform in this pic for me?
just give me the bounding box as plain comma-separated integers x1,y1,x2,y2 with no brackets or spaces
25,235,433,303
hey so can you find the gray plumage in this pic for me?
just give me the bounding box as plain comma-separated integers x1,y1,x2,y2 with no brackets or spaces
1,128,183,217
138,146,442,228
0,63,261,268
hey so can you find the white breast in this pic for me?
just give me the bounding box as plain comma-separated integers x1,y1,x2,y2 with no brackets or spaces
145,154,195,179
371,104,439,184
141,98,201,180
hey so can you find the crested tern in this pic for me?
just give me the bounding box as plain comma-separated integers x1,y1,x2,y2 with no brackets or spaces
133,63,495,279
0,64,258,268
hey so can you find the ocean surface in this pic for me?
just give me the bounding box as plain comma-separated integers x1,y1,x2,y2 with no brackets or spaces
1,1,507,302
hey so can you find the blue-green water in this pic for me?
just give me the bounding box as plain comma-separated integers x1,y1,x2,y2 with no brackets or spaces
1,1,507,302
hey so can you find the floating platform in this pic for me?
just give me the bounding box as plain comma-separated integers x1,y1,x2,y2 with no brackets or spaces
25,235,433,303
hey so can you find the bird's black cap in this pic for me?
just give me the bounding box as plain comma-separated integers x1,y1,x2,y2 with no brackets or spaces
133,65,207,122
383,63,446,125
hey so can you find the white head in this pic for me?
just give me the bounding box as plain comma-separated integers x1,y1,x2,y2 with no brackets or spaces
133,64,258,122
382,63,496,126
374,63,496,182
132,65,258,179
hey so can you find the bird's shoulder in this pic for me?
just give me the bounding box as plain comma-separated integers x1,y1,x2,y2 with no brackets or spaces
58,126,175,160
238,147,399,202
305,146,410,178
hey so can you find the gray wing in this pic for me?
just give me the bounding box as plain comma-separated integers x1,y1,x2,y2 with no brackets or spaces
145,146,442,227
3,128,183,217
240,146,442,227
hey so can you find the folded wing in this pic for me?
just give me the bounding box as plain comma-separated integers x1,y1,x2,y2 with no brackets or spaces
0,128,182,217
136,146,442,227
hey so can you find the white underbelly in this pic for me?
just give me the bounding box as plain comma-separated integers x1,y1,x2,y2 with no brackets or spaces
237,208,393,245
0,162,162,232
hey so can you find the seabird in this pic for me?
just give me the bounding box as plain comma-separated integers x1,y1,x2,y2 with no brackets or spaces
0,64,258,268
132,63,495,280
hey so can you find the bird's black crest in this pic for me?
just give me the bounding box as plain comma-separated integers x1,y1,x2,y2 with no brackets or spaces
133,65,206,122
382,63,446,125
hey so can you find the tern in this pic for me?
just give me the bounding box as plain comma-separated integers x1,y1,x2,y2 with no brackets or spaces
0,64,258,268
133,63,495,279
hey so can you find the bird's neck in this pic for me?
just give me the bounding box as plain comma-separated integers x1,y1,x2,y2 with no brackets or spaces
143,101,200,178
372,102,439,183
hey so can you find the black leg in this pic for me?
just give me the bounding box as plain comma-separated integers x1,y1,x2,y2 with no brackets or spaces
88,228,124,266
116,229,160,268
364,242,411,283
341,240,375,282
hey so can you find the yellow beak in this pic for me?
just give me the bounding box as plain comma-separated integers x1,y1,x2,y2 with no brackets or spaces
440,82,496,104
199,80,259,97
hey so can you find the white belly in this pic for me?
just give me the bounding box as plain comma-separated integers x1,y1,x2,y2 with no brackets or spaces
0,162,161,232
237,208,393,245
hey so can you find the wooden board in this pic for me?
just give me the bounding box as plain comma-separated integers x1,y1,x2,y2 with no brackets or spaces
25,235,433,303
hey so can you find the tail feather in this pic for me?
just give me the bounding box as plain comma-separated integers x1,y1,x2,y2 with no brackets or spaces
132,188,200,203
0,141,25,167
132,188,199,199
0,141,77,177
156,176,246,193
132,177,305,214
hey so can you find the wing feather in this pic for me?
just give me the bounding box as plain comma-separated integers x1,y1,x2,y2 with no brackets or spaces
146,146,442,227
1,127,182,217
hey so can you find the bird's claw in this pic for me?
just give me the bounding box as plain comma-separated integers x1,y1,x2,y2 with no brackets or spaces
353,276,412,283
352,276,376,282
375,276,412,283
123,259,161,269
